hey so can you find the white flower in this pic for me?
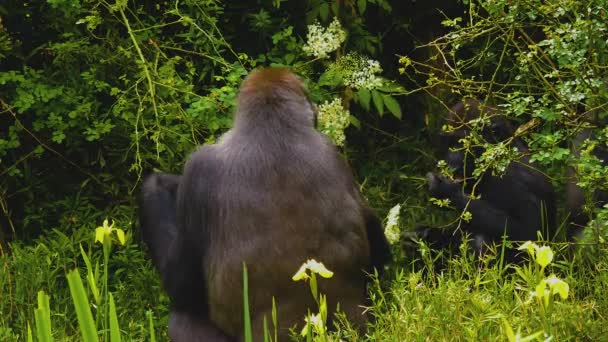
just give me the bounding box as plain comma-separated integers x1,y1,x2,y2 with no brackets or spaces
302,18,346,59
292,259,334,281
328,53,384,90
317,97,350,146
384,204,401,244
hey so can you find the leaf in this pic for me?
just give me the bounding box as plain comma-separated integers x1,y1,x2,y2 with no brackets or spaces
284,53,295,65
357,88,371,111
27,323,33,342
330,2,339,15
67,270,98,342
318,70,343,87
358,0,367,14
382,94,402,119
147,310,156,342
378,80,406,92
501,317,516,342
242,263,252,342
109,293,121,342
372,90,384,116
34,291,52,342
349,115,361,129
319,3,329,21
79,245,100,305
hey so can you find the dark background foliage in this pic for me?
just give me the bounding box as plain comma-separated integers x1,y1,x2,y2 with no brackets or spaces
2,0,608,339
0,0,461,243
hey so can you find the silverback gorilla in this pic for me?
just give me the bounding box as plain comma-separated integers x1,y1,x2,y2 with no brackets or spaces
406,99,556,260
140,68,391,341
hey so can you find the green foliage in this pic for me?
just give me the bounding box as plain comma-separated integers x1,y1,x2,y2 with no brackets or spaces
399,0,608,240
366,241,608,340
2,0,608,340
0,0,400,241
34,291,52,342
0,218,168,340
67,270,98,342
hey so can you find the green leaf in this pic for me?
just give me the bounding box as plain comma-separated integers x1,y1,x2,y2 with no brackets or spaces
372,90,384,116
378,80,405,92
109,293,121,342
319,3,329,21
243,263,252,342
147,310,156,342
357,88,371,111
67,270,98,342
382,94,402,119
349,115,361,129
285,53,295,65
80,244,100,305
318,70,343,87
330,2,339,15
358,0,367,14
502,317,516,342
27,323,33,342
34,291,52,342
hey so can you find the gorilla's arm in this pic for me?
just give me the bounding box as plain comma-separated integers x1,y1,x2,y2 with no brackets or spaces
450,196,532,241
428,173,543,241
139,173,180,276
139,172,206,313
172,147,221,313
140,170,232,340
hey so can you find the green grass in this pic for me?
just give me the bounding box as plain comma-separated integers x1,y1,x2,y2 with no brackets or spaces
2,211,608,341
1,145,607,341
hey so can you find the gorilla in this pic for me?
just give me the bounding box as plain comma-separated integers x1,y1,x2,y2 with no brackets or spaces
405,99,557,261
139,67,391,341
566,127,608,239
140,173,232,341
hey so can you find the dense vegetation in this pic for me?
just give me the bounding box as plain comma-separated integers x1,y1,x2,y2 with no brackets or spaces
1,0,607,340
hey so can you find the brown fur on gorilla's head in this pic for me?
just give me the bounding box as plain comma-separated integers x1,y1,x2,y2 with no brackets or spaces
238,67,307,103
235,67,314,128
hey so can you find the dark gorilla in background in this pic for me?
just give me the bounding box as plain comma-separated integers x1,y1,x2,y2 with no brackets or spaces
405,99,557,260
566,128,608,239
140,68,391,341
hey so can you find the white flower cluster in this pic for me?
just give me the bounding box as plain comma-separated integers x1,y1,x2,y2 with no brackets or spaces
344,57,383,89
330,53,383,90
302,18,346,59
317,97,350,147
384,204,401,244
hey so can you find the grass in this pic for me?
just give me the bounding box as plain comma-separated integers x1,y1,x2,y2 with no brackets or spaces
4,220,607,341
1,144,607,341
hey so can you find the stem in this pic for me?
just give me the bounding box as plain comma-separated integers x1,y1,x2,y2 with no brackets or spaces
117,1,161,155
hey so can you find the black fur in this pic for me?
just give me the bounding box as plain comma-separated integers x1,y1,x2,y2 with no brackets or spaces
139,68,390,341
405,99,556,262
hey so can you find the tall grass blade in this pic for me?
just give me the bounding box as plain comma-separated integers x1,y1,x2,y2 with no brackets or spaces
34,291,53,342
243,262,252,342
79,244,100,305
263,316,269,342
109,293,121,342
67,269,98,342
27,323,33,342
272,297,278,342
147,310,156,342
